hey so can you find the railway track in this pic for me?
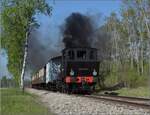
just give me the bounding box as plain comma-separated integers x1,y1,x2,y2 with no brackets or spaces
28,88,150,110
83,94,150,110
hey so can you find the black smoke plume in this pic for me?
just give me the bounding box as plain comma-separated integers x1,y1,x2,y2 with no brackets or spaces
62,13,94,48
24,28,60,79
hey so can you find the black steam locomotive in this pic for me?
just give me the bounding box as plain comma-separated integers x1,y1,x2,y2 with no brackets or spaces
32,47,99,93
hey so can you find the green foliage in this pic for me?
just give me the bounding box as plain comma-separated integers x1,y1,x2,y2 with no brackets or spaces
1,0,52,86
104,73,118,87
0,76,17,87
98,60,111,88
104,63,149,88
123,68,148,88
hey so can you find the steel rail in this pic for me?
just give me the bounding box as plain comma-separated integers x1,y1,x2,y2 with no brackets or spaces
83,95,150,110
94,94,150,101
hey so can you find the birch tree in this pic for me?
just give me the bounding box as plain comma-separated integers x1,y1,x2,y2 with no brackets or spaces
1,0,52,87
121,0,150,75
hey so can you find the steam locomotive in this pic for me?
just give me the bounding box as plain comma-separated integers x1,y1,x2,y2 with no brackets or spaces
31,47,99,93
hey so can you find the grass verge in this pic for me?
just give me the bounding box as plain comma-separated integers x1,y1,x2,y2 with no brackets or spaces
115,87,150,98
97,87,150,98
0,88,52,115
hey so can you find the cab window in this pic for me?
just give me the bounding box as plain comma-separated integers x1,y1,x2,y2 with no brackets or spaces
77,50,86,60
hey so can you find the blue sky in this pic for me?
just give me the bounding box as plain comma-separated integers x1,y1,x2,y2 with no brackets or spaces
0,49,12,78
36,0,122,46
0,0,122,78
48,0,121,25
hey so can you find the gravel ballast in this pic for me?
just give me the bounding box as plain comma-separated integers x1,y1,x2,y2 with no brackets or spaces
26,88,150,115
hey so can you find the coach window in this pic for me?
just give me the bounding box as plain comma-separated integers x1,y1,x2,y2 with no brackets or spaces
36,73,38,79
77,50,86,60
68,50,74,60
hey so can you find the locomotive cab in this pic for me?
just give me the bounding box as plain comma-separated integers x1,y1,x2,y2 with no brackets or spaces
62,47,99,93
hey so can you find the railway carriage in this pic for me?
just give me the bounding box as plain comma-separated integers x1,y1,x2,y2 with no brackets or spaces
31,66,46,89
46,56,62,91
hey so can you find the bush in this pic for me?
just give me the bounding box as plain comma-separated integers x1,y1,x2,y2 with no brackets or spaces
104,72,118,87
104,63,149,88
123,68,148,88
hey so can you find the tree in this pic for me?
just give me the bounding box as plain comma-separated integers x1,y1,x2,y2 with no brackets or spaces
101,0,150,88
1,0,52,86
121,0,150,75
0,76,7,87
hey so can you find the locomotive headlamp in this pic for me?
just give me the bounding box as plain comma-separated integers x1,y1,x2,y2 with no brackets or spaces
70,69,74,76
93,69,97,76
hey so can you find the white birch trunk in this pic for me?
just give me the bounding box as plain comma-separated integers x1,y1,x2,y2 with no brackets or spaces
20,31,28,91
138,19,144,74
126,21,134,69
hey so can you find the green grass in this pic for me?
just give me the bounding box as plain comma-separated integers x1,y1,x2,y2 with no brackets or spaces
115,87,150,98
0,88,52,115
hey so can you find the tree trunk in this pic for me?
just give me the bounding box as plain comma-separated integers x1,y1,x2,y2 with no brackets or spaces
20,31,28,92
138,26,144,75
